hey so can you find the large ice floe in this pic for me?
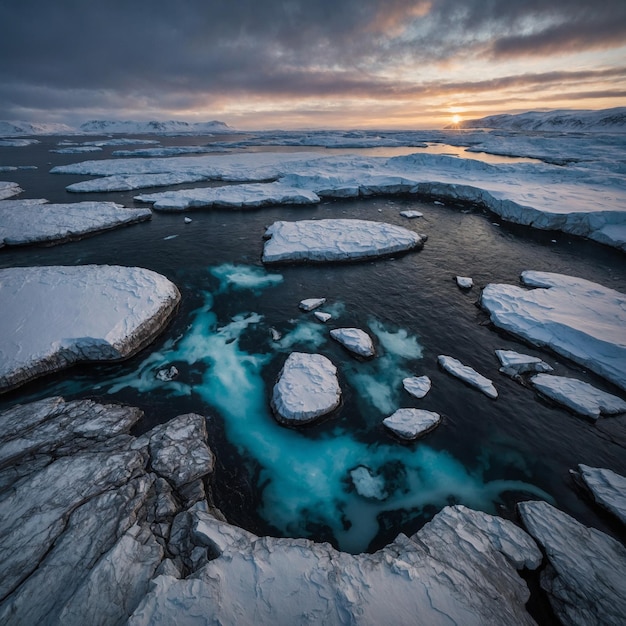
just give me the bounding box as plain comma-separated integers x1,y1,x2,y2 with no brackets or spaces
0,199,151,247
0,265,180,392
481,271,626,392
571,464,626,526
262,218,425,263
382,408,441,440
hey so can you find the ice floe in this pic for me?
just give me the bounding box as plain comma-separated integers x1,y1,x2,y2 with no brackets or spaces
314,311,331,323
349,466,388,500
572,464,626,526
0,199,152,247
481,271,626,392
262,218,424,263
518,500,626,626
330,327,376,358
530,373,626,420
400,210,423,218
495,349,553,377
271,352,341,424
299,297,326,311
456,276,473,289
383,408,441,440
402,375,431,399
438,355,498,398
50,146,102,154
0,265,180,392
0,181,22,200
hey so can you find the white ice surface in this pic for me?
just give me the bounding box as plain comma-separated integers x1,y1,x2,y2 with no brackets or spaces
481,271,626,391
349,466,388,500
383,408,441,440
0,265,180,392
575,464,626,526
456,276,473,289
530,374,626,420
495,349,553,377
262,219,424,263
330,327,376,358
438,355,498,398
402,375,431,399
0,181,22,200
0,199,152,247
299,298,326,311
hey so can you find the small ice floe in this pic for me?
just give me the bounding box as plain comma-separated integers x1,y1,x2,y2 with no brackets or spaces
438,355,498,398
495,349,553,378
402,375,431,399
570,464,626,526
383,408,441,440
271,352,341,424
330,328,376,358
299,297,326,311
434,201,444,205
456,276,473,289
530,374,626,420
0,181,22,200
156,366,179,382
163,234,178,240
269,327,282,342
400,210,423,219
314,311,332,323
184,217,192,224
349,466,387,500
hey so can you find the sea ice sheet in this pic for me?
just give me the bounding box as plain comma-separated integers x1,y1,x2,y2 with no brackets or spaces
438,355,498,398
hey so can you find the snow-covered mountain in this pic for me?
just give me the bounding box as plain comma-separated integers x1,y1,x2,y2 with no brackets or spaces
455,107,626,132
77,120,233,134
0,121,74,136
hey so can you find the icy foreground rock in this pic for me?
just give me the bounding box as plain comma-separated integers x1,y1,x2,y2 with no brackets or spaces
383,408,441,440
263,218,424,263
530,374,626,420
518,500,626,626
438,355,498,398
330,327,376,358
0,265,180,392
572,464,626,526
0,199,151,247
271,352,341,424
481,271,626,392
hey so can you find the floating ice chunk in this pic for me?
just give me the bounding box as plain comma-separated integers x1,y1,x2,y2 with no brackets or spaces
572,464,626,526
262,219,425,263
456,276,473,289
481,271,626,391
349,466,388,500
330,328,376,358
530,374,626,420
438,355,498,398
271,352,341,424
0,182,22,200
184,217,192,224
495,349,553,377
0,265,180,393
0,199,151,248
400,210,423,218
518,500,626,626
269,327,282,342
299,297,326,311
155,366,179,382
383,408,441,440
314,311,332,323
210,264,283,292
402,375,431,398
68,172,209,193
50,146,102,154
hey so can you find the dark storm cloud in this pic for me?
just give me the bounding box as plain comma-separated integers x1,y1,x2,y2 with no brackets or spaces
0,0,624,121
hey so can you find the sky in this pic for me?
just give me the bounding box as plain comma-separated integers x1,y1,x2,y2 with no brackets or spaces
1,0,625,130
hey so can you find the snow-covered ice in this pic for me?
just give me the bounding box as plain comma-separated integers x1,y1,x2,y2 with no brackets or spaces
402,375,431,398
314,311,331,323
481,271,626,392
299,297,326,311
349,466,388,500
330,327,376,358
530,373,626,420
456,276,473,289
438,355,498,398
383,408,441,440
0,181,22,200
271,352,341,424
262,219,424,263
0,265,180,392
495,349,553,377
400,210,423,218
0,199,152,247
572,464,626,526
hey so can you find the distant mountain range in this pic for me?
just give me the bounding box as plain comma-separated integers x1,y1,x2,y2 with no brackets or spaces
0,119,233,136
453,107,626,132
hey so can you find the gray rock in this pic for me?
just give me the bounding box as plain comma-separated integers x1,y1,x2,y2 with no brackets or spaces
518,500,626,626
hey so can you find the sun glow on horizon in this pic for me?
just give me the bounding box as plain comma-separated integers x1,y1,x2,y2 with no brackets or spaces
451,113,462,125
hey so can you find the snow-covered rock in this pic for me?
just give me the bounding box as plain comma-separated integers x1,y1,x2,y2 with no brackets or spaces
481,272,626,392
402,375,431,399
571,465,626,526
495,349,553,377
383,408,441,440
263,219,424,263
0,181,22,200
437,355,498,398
456,276,473,289
0,199,151,247
78,119,232,135
0,265,180,392
518,500,626,626
330,327,376,358
530,374,626,420
271,352,341,424
299,297,326,311
155,366,179,381
0,120,73,136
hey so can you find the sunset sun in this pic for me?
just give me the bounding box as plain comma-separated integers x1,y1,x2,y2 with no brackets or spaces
451,113,462,125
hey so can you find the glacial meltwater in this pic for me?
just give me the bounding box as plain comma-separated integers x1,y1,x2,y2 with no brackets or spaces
2,136,625,553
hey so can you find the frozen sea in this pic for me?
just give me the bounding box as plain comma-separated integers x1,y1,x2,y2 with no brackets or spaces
1,131,625,553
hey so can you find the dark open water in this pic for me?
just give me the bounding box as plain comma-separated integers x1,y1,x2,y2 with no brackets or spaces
1,135,625,554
